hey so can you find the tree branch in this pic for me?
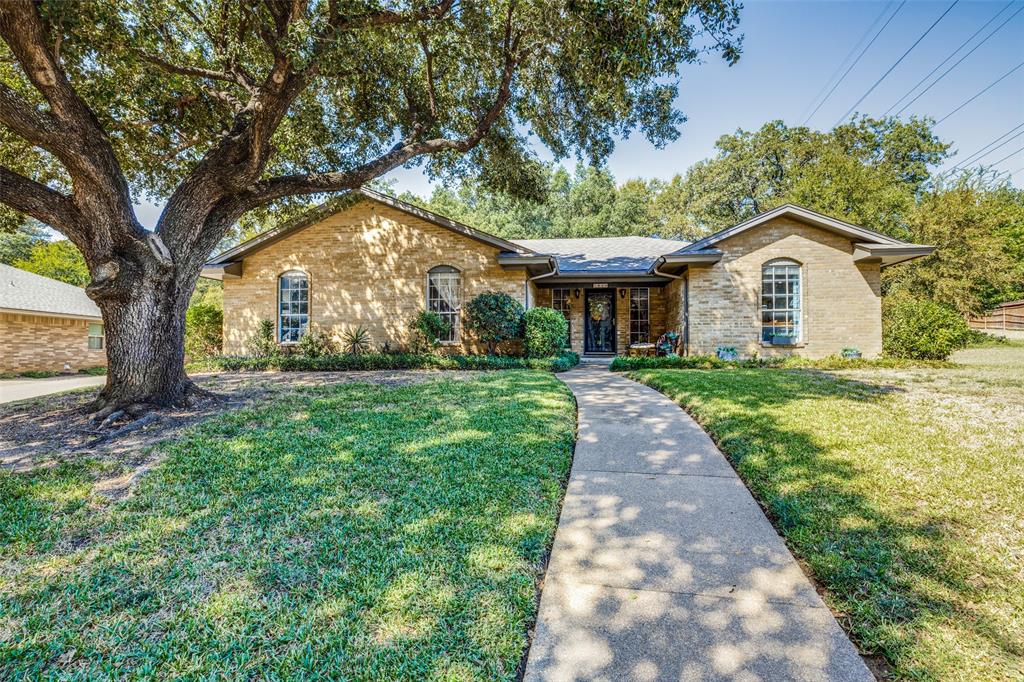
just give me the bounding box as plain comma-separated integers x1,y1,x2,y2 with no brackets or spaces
0,166,86,240
327,0,455,32
132,49,258,93
0,81,62,148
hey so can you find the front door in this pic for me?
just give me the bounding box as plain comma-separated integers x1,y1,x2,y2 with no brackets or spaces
585,290,616,353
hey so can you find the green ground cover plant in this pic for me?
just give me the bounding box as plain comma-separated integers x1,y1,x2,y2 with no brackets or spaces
0,372,576,680
633,349,1024,680
609,353,951,372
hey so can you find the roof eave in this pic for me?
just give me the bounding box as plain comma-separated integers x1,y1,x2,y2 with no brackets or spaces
853,243,936,267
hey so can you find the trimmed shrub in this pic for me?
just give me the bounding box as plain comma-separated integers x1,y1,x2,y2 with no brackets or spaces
184,302,223,359
883,297,972,360
189,351,580,374
297,326,338,358
248,320,279,358
524,307,568,358
464,291,524,355
409,310,450,354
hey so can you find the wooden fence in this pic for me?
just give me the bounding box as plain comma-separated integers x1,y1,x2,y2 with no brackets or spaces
969,308,1024,331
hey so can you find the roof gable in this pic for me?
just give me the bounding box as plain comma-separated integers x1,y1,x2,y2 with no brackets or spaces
0,264,101,319
674,204,903,255
208,188,533,266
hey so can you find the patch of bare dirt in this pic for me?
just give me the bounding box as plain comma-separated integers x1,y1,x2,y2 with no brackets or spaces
0,370,471,496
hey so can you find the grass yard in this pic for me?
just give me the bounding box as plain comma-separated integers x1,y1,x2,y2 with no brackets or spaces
633,344,1024,681
0,371,576,680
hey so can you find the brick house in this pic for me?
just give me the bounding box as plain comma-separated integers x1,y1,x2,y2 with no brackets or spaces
203,188,934,359
0,264,106,373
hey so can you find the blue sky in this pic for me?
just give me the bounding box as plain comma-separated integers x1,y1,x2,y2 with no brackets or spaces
136,0,1024,227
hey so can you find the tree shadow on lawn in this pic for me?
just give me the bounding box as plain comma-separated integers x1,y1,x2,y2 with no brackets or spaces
634,368,1020,679
0,372,575,680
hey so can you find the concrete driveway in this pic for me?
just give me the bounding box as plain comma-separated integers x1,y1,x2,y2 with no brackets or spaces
0,375,105,404
524,366,873,681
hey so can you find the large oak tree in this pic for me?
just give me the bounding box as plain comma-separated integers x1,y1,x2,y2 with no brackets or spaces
0,0,740,417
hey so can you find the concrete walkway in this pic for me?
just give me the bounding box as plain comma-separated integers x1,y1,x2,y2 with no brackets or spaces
524,367,873,682
0,375,105,404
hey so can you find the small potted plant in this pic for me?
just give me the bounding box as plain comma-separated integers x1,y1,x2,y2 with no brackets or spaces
841,346,862,359
716,345,739,361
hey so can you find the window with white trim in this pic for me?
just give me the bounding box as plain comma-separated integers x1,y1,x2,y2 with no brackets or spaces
761,260,801,344
629,288,650,345
552,288,571,342
88,323,104,350
278,270,309,343
427,265,461,343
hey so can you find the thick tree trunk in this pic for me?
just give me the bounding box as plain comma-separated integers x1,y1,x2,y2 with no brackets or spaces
90,267,196,413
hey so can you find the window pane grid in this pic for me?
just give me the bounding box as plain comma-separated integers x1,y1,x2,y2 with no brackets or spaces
629,288,650,345
761,263,801,343
88,323,104,350
552,288,571,342
428,269,460,343
279,272,309,343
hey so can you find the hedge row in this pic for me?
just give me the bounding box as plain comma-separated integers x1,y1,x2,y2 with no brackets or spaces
609,354,953,372
189,351,580,374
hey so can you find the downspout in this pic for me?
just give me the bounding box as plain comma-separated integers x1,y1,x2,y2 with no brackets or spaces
524,258,558,308
653,258,688,356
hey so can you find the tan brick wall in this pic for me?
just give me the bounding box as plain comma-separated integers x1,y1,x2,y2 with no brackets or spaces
687,217,882,358
1,312,107,373
222,199,528,355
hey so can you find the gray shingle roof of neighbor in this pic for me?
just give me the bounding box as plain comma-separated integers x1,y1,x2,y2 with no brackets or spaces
0,264,101,320
510,236,690,273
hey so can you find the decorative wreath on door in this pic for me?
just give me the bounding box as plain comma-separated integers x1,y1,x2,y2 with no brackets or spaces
589,298,609,322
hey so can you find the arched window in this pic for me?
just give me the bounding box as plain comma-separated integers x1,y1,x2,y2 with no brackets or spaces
427,265,461,343
278,270,309,343
761,259,801,344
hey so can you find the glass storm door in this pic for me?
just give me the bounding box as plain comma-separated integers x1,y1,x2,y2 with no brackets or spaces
585,290,616,353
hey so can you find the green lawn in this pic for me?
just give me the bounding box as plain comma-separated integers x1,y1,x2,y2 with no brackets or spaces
634,351,1024,681
0,372,576,680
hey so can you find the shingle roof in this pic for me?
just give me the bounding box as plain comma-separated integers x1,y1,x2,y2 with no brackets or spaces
0,264,101,319
510,236,689,273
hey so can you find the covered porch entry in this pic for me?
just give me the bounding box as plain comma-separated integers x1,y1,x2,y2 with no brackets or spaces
533,280,678,357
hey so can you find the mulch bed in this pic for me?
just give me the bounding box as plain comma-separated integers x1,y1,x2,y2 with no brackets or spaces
0,370,469,496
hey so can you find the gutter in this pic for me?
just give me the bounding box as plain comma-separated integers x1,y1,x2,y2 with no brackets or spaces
651,259,689,356
525,258,559,308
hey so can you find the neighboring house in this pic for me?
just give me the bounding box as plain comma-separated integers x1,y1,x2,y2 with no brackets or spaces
969,299,1024,339
203,188,934,359
0,264,106,373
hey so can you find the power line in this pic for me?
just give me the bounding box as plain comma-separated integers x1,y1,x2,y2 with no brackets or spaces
936,61,1024,124
985,143,1024,168
884,1,1017,115
892,3,1024,116
800,2,895,123
802,1,906,125
945,122,1024,174
834,0,960,126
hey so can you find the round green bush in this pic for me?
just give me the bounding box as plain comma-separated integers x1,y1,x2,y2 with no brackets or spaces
524,307,569,358
883,297,971,360
464,291,524,355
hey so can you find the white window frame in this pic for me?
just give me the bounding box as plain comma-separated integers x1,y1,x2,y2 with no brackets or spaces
87,323,104,350
278,270,309,344
761,259,803,344
426,265,461,344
